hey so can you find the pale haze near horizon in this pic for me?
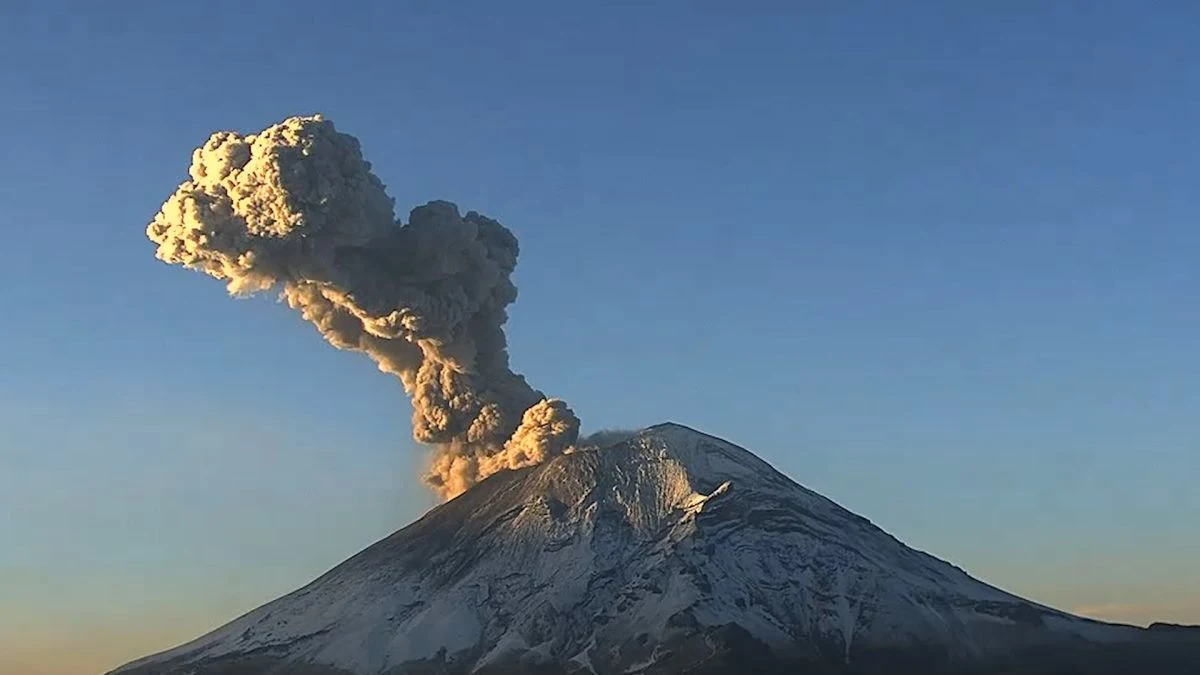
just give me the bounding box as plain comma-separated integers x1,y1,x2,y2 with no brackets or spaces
1,3,1198,674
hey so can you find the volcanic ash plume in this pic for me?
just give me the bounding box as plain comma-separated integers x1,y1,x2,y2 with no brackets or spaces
146,115,579,498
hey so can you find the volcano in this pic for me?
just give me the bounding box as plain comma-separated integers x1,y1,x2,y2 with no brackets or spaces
110,423,1198,674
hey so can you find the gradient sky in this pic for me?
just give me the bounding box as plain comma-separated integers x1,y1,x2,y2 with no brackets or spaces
2,2,1198,674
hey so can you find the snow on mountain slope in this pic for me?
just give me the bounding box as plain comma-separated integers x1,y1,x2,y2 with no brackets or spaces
111,423,1140,675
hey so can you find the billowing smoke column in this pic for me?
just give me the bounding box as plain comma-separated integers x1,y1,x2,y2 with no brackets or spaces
147,115,579,499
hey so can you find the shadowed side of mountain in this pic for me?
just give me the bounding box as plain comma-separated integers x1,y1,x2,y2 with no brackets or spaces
110,629,1200,675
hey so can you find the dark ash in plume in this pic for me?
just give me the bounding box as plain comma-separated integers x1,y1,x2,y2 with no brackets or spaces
146,115,579,498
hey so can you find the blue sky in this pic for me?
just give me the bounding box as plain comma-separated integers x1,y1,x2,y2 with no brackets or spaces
2,2,1198,673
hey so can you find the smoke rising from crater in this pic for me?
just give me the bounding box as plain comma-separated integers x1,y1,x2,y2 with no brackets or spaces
146,115,579,498
575,428,638,450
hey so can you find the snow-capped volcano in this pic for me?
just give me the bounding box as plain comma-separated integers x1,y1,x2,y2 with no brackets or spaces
111,423,1183,675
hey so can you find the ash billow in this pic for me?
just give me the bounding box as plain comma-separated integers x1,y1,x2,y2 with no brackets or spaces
147,115,578,498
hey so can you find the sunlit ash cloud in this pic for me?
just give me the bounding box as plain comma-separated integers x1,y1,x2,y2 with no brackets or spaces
146,115,580,499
